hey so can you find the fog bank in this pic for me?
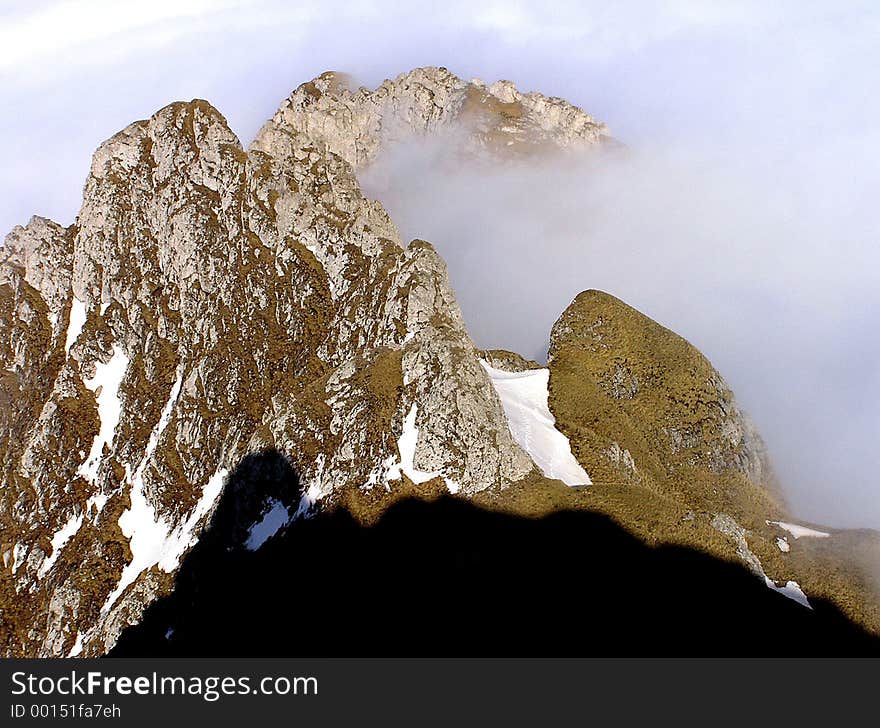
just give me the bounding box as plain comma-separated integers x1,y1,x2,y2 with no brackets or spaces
361,132,879,530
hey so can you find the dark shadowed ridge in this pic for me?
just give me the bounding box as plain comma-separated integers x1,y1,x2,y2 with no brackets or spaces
109,451,880,657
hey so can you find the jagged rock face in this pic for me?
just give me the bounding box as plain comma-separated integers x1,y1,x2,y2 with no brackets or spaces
479,349,543,373
0,80,539,656
252,67,610,170
547,289,780,517
0,219,75,470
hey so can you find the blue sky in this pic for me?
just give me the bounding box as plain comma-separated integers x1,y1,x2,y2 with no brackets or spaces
1,0,878,528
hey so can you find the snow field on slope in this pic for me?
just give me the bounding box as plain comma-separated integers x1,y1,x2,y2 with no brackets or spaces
65,297,87,354
246,499,290,550
77,345,130,483
37,512,84,578
480,361,591,486
103,373,227,611
768,521,830,539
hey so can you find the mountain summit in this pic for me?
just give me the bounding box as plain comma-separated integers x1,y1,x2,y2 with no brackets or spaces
1,68,877,656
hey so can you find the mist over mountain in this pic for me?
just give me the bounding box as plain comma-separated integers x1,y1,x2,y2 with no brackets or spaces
2,2,877,533
360,130,880,531
1,2,879,659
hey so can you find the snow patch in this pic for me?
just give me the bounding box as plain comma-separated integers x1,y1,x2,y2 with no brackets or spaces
68,632,84,657
104,467,227,612
765,577,811,609
480,361,591,486
768,521,830,539
294,454,327,519
11,543,27,574
102,373,227,612
65,297,87,355
363,454,399,491
714,513,811,609
396,404,442,485
245,499,290,550
360,404,461,494
140,372,183,470
86,492,109,522
155,471,228,573
37,512,84,578
294,483,323,519
77,346,130,483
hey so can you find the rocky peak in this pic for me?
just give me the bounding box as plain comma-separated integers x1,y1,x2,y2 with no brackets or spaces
1,89,535,657
251,66,610,169
548,289,776,502
2,217,74,339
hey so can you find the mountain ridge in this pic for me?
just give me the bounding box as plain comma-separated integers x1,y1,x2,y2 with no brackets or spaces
1,67,878,656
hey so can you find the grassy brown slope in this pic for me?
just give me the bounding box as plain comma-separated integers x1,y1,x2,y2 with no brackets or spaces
538,289,880,633
474,473,880,634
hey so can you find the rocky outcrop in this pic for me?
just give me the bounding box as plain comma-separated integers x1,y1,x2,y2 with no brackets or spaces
1,77,543,657
252,67,610,169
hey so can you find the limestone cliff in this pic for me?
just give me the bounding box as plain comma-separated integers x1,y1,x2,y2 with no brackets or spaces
251,67,610,169
0,85,535,657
